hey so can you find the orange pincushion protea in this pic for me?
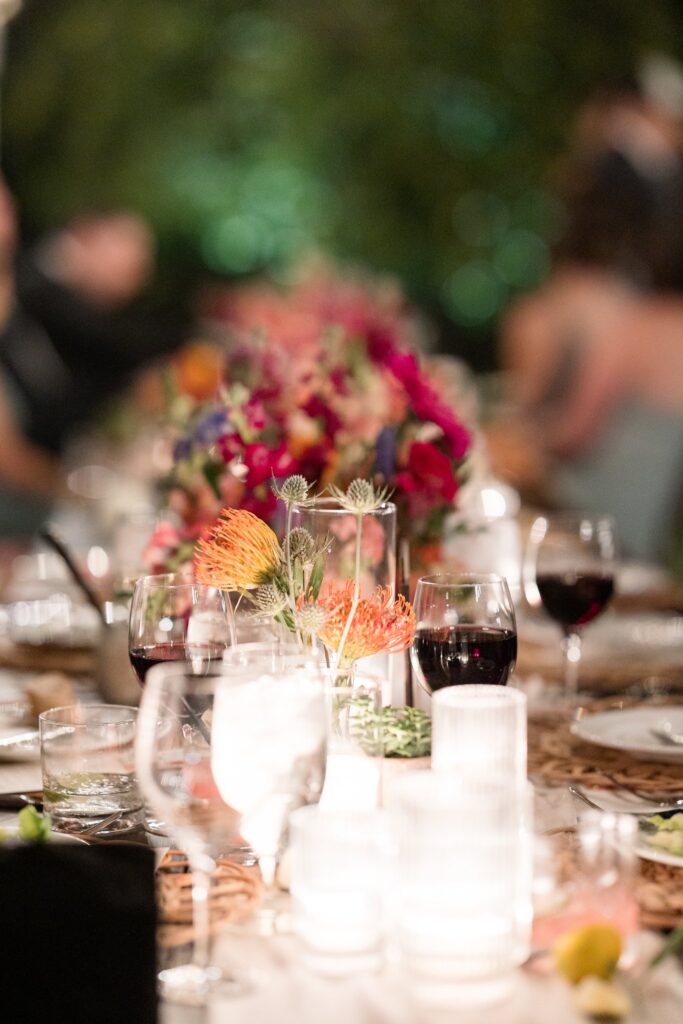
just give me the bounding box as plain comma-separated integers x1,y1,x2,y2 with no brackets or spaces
317,582,415,666
195,508,281,589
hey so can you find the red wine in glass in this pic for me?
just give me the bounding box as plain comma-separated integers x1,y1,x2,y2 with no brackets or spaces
535,572,614,630
410,574,517,697
413,625,517,691
129,642,226,685
526,514,617,697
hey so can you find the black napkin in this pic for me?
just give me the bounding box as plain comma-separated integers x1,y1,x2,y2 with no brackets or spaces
0,843,158,1024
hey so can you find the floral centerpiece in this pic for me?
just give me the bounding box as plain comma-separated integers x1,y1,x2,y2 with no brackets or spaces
145,264,473,575
194,473,430,757
195,475,415,674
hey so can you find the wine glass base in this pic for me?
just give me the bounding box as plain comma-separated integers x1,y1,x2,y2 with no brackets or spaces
159,963,254,1006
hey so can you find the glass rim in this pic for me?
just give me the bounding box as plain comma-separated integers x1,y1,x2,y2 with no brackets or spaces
133,572,199,589
416,572,509,588
291,497,396,515
431,684,526,709
39,703,138,724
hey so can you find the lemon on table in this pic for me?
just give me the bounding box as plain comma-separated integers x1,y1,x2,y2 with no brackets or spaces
553,923,622,984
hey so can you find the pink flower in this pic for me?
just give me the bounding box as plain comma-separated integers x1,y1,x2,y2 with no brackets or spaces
243,443,296,487
394,441,459,517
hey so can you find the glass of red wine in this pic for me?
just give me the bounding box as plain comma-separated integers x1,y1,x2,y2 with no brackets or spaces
410,573,517,695
128,573,235,685
525,514,616,697
128,573,235,836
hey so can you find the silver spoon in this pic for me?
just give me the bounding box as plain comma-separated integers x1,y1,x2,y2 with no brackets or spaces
650,726,683,747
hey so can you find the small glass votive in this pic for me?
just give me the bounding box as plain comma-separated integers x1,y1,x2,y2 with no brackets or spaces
40,704,142,834
289,805,386,976
320,672,382,811
431,684,527,785
532,814,639,957
388,770,532,1008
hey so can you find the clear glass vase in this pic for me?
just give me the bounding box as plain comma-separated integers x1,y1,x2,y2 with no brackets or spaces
291,498,397,598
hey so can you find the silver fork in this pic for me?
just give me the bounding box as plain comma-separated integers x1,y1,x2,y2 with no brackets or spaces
602,773,683,809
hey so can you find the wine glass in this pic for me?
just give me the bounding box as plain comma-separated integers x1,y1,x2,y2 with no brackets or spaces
524,514,617,696
129,573,235,835
135,662,249,1006
210,644,327,934
410,573,517,695
128,573,235,684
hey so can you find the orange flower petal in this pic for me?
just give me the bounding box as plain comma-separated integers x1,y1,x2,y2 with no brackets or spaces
195,508,281,589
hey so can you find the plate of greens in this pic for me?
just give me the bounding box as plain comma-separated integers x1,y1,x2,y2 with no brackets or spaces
637,810,683,867
0,806,85,846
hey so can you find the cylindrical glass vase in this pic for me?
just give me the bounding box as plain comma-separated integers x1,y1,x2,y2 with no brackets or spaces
291,499,397,598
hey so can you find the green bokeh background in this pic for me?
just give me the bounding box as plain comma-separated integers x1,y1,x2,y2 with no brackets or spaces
3,0,682,368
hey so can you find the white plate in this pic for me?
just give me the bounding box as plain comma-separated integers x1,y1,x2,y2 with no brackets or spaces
571,707,683,763
0,727,40,762
0,825,86,845
636,812,683,868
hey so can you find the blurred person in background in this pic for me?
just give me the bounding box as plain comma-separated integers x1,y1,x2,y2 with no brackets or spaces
488,69,683,569
0,180,185,539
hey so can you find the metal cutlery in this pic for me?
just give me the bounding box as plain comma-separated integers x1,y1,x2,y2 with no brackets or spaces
77,811,125,838
650,725,683,747
601,773,683,809
0,790,43,811
568,785,603,811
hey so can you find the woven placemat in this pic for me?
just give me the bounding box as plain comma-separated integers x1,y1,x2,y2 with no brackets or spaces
0,639,95,675
156,849,262,948
528,696,683,792
517,640,683,692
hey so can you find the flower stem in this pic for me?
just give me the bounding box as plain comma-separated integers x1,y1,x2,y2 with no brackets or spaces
285,503,303,650
333,510,363,673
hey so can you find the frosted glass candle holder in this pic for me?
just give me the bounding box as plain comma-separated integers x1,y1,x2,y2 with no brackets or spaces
388,770,532,1008
290,806,386,976
431,684,527,785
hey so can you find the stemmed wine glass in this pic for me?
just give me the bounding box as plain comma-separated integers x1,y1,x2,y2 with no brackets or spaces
410,573,517,694
524,514,617,696
128,573,235,684
135,661,250,1007
129,573,235,835
211,644,327,934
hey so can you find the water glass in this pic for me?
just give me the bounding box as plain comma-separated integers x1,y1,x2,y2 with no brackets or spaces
40,704,142,834
431,683,527,785
290,806,386,975
389,770,532,1008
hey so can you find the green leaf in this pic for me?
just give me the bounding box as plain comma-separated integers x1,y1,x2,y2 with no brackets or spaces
649,926,683,969
17,805,52,842
308,554,325,601
203,459,225,500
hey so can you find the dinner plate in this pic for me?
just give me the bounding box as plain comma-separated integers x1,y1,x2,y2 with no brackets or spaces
0,824,87,845
571,706,683,763
0,727,40,763
636,810,683,868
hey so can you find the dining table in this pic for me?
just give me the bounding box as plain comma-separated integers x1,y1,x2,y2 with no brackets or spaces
0,572,682,1023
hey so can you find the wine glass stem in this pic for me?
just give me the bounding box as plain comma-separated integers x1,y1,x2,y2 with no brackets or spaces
561,631,582,695
189,860,213,969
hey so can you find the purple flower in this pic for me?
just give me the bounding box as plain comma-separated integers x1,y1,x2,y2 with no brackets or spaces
193,408,228,445
374,426,397,480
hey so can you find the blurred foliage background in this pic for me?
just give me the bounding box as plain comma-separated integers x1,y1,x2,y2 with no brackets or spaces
3,0,683,368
